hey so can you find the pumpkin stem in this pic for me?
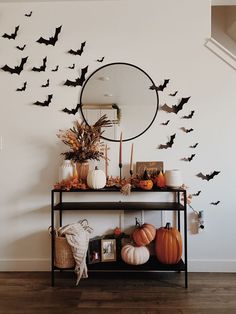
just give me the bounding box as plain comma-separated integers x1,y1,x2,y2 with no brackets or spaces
135,217,141,227
165,222,171,229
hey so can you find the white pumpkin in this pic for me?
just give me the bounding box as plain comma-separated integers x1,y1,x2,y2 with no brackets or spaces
87,166,106,189
121,244,150,265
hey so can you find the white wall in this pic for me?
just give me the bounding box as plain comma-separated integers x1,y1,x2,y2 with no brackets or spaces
0,0,236,272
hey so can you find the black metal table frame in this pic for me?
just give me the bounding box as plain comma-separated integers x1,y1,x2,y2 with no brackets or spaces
51,187,188,288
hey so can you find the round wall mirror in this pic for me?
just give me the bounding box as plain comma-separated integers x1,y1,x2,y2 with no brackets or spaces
80,62,159,142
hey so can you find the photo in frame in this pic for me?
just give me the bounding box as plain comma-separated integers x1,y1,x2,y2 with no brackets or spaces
101,239,116,262
87,236,101,264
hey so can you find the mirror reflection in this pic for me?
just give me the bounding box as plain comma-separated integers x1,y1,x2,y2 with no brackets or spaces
80,63,159,142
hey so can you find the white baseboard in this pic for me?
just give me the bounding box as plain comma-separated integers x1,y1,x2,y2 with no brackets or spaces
0,259,50,271
188,259,236,272
0,258,235,272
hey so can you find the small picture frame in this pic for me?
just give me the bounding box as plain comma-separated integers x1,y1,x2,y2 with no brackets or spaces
136,161,164,177
101,239,116,262
87,236,101,264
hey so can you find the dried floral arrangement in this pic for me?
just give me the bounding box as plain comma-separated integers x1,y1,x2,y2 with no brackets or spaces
57,115,112,163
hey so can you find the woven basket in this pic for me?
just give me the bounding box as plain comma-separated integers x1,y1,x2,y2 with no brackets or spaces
54,235,75,269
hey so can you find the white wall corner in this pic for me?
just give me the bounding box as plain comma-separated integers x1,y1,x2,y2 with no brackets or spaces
205,37,236,70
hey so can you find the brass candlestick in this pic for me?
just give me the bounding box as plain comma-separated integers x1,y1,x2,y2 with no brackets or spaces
119,163,122,181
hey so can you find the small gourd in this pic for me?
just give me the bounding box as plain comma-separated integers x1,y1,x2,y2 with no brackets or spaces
132,218,156,246
86,166,106,189
121,244,150,265
139,170,153,190
156,171,166,188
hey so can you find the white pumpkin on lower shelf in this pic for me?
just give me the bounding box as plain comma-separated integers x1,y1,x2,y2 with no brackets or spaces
121,244,150,265
87,166,106,189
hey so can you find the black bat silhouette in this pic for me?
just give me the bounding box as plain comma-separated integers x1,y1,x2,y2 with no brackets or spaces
68,41,86,55
97,56,104,62
149,79,170,92
161,97,191,114
41,79,49,87
68,64,75,69
182,154,195,162
64,65,88,87
193,191,201,196
36,26,62,46
33,94,53,107
16,44,26,51
62,103,81,115
51,65,59,72
181,127,194,133
158,134,176,149
196,171,220,181
16,81,27,91
190,143,199,148
32,57,47,72
161,120,170,126
210,201,220,205
169,91,178,97
1,57,28,75
25,11,32,17
182,110,195,119
2,26,19,40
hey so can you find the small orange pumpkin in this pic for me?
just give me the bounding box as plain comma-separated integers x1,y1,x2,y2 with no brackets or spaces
155,222,182,264
133,218,156,246
139,170,153,190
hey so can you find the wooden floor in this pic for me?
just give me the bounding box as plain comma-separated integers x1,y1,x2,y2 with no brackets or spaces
0,272,236,314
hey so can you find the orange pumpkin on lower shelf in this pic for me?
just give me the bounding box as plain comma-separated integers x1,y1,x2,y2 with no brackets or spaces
132,218,156,246
155,222,182,264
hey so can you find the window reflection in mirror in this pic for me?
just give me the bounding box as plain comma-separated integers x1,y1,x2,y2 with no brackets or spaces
80,63,159,142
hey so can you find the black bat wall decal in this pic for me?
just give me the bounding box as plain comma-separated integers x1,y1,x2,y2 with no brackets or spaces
68,41,86,55
169,91,178,97
1,57,28,75
158,134,176,149
181,154,195,162
68,63,75,69
2,26,19,40
182,110,195,119
210,201,220,205
193,191,201,196
36,26,62,46
181,127,194,133
161,120,170,126
62,103,81,115
33,94,53,107
64,65,88,87
51,65,59,72
150,79,170,92
190,143,199,148
32,57,47,72
16,81,27,91
41,79,49,87
161,97,191,114
25,11,32,17
196,171,220,181
16,44,26,51
97,56,104,62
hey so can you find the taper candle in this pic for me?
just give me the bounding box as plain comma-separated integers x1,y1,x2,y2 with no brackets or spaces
130,143,134,173
119,132,123,165
105,144,108,178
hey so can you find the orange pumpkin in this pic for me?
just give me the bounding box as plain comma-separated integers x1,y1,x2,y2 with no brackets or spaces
133,218,156,246
155,222,182,264
139,179,153,190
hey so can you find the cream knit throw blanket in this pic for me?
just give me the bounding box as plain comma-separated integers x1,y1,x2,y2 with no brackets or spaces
58,220,93,285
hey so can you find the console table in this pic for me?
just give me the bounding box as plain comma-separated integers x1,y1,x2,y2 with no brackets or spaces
51,187,188,287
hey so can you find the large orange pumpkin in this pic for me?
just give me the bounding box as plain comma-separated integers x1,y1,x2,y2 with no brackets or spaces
155,222,182,264
133,218,156,246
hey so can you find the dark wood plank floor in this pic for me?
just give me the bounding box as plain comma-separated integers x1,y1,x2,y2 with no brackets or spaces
0,272,236,314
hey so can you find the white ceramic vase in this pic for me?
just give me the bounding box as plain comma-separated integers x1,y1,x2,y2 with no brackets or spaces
59,160,73,181
164,169,183,188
